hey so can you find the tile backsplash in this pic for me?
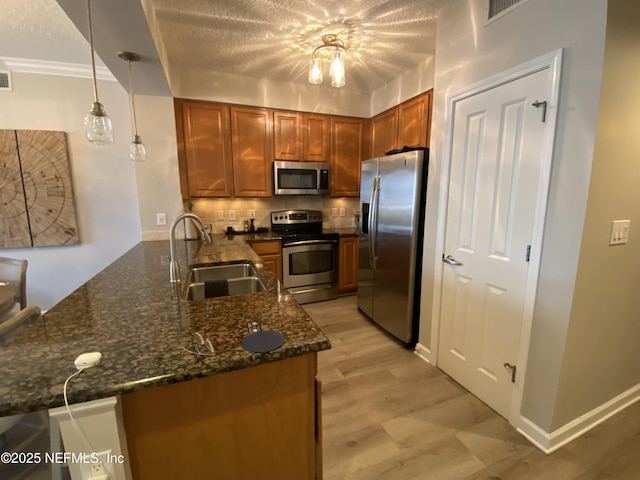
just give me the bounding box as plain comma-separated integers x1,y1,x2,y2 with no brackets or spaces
186,197,360,234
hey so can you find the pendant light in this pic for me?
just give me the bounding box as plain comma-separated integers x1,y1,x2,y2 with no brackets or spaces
83,0,114,145
308,34,347,88
118,51,147,162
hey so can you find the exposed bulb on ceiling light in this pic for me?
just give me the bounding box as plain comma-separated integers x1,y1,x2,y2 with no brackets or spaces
308,57,323,84
129,135,147,162
330,50,345,88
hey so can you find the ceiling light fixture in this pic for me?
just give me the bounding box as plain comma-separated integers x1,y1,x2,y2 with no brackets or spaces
118,51,147,162
308,34,347,88
83,0,114,145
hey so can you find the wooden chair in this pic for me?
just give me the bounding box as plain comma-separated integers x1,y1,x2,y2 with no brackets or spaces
0,257,27,310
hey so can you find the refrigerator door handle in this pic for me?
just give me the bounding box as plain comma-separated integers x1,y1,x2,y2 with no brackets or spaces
370,176,381,270
368,177,377,270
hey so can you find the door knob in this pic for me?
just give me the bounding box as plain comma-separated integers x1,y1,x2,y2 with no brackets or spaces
442,255,463,266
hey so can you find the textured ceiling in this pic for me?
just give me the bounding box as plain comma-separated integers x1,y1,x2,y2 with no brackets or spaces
148,0,439,93
1,0,439,96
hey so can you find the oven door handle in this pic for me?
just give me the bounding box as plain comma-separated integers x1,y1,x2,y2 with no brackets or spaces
283,239,337,247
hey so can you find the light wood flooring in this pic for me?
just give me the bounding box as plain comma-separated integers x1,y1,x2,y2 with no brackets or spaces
304,296,640,480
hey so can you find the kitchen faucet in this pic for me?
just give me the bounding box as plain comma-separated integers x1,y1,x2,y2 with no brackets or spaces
169,213,212,284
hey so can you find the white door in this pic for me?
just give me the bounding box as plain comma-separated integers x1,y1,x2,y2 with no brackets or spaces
438,68,551,418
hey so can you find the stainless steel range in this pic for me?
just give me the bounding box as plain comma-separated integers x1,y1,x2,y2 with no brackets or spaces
271,209,339,304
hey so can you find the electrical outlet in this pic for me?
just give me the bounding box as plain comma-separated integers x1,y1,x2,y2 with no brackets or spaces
228,210,236,221
331,208,337,217
156,213,167,226
339,208,346,217
82,450,113,480
217,211,225,220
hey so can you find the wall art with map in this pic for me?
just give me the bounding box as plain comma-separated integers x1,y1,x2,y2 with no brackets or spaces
0,129,79,248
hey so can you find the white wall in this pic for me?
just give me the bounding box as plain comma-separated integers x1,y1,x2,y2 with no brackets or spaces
172,68,370,118
552,0,640,430
423,0,607,433
369,57,435,117
132,95,183,238
0,72,142,310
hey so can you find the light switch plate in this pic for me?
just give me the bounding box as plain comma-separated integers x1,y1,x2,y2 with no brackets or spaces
331,208,337,217
609,219,630,245
339,208,346,217
228,210,236,221
217,211,225,220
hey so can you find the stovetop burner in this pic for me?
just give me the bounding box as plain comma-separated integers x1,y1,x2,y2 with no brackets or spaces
270,209,338,242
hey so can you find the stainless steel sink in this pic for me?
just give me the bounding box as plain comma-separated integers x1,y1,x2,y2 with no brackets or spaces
183,261,266,300
189,262,260,283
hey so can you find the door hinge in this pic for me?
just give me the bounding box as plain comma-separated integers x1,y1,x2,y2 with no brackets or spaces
504,363,517,383
531,100,547,122
525,244,531,262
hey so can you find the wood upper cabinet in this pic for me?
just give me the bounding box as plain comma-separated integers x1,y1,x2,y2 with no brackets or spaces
302,113,331,162
273,111,301,161
175,99,234,198
370,107,399,158
397,90,433,148
369,90,433,160
330,116,364,197
230,106,274,197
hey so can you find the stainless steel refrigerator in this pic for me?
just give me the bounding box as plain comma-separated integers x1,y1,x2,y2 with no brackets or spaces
358,149,428,347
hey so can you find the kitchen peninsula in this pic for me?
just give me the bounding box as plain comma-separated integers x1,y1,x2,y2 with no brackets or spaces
0,235,330,479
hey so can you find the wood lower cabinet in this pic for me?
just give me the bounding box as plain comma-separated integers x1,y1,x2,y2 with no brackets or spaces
230,106,273,197
250,240,282,282
302,113,331,162
122,354,321,480
175,99,234,198
331,117,365,197
338,236,358,294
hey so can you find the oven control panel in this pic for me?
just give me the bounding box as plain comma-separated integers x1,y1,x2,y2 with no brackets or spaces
271,209,322,225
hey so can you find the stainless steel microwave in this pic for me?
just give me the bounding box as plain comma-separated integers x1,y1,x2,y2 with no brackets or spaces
273,161,330,195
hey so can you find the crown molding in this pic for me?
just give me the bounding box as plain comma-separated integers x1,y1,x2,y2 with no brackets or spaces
0,57,116,82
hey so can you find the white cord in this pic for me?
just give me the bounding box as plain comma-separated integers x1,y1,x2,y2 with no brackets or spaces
63,368,96,453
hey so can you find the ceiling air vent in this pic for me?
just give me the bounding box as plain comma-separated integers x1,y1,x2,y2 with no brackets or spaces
0,71,12,91
488,0,524,20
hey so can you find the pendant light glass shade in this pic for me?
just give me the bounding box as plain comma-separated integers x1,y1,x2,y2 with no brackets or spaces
118,51,146,162
308,57,323,84
330,50,345,88
84,102,114,145
129,135,147,162
84,0,114,145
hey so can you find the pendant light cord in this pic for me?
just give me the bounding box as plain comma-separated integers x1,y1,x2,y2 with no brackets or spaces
86,0,100,104
127,60,139,137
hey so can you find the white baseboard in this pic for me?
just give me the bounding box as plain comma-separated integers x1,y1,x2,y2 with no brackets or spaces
414,342,434,364
517,382,640,453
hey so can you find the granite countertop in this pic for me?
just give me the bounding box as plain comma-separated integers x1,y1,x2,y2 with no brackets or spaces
333,227,359,237
0,235,330,416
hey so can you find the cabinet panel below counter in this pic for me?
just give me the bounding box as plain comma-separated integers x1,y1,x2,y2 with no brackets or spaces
249,239,283,282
